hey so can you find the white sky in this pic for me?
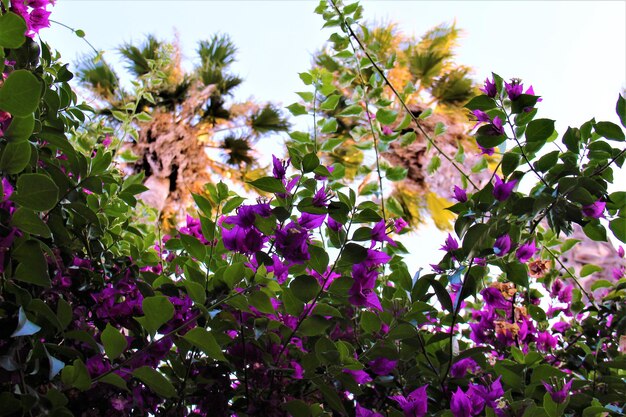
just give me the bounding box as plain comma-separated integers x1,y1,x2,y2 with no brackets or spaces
42,1,626,272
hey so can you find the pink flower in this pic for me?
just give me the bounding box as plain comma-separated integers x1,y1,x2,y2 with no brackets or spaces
582,200,606,218
382,125,394,136
390,385,428,417
516,241,538,263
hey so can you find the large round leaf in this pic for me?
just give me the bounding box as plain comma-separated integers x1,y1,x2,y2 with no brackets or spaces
0,12,27,49
0,70,41,117
11,173,59,212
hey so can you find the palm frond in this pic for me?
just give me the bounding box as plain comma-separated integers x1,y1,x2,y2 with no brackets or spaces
222,135,253,166
119,35,162,77
250,105,290,135
431,67,476,107
197,34,237,68
77,55,120,101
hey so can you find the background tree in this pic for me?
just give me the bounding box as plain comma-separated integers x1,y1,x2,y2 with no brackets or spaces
302,21,495,229
77,34,289,224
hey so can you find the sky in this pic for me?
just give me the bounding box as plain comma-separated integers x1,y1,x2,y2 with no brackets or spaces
41,1,626,273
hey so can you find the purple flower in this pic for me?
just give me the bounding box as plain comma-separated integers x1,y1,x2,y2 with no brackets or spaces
343,369,372,384
371,220,397,247
466,378,504,415
618,246,624,258
390,385,428,417
355,404,384,417
504,80,524,101
493,175,517,201
440,233,459,253
490,116,505,136
450,358,478,378
516,241,538,263
222,225,266,254
581,200,606,218
369,357,397,375
493,234,512,256
298,212,326,230
272,155,288,180
327,217,343,232
552,322,570,333
349,263,382,311
481,287,510,310
536,331,558,352
543,379,573,404
453,186,468,203
382,125,394,136
450,388,472,417
525,85,542,102
312,187,331,207
481,77,497,98
361,249,391,268
478,144,495,156
274,222,310,264
394,218,408,233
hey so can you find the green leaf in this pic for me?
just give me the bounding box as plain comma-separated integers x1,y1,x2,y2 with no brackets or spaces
300,316,331,336
61,359,91,391
302,153,320,173
290,275,320,303
609,218,626,243
11,173,59,212
132,366,176,398
476,125,507,149
505,262,529,287
11,207,51,238
0,70,41,117
101,324,127,360
376,108,398,125
222,261,245,288
248,291,275,314
0,140,31,174
386,166,408,181
286,102,307,116
594,121,624,141
99,373,128,391
464,95,497,111
525,119,555,143
141,296,174,334
320,118,338,133
583,221,607,242
308,244,329,275
337,104,363,117
282,400,311,417
617,94,626,127
434,122,446,137
13,239,50,287
0,12,26,49
360,310,381,333
580,264,603,277
4,114,34,142
182,327,227,361
180,233,207,260
320,94,340,110
534,150,559,172
247,177,286,194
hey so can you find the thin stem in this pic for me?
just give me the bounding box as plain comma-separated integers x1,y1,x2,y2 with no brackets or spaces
592,148,626,177
313,85,318,154
328,0,478,190
49,19,99,55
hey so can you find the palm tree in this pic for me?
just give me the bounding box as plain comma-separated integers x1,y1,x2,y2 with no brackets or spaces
77,34,289,223
309,22,495,229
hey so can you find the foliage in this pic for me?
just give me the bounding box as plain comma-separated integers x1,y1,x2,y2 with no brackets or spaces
0,1,625,417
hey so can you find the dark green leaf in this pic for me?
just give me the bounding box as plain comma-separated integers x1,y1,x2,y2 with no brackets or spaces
132,366,176,398
4,114,34,142
0,140,31,174
505,262,529,287
320,94,340,110
286,102,307,116
583,221,607,242
290,275,320,303
617,94,626,127
11,173,59,212
61,359,91,391
11,207,51,238
180,233,206,260
338,104,363,117
0,70,41,117
562,127,580,153
376,108,397,125
594,121,624,141
308,244,329,275
182,327,226,361
525,119,555,143
247,177,286,194
464,95,497,111
302,153,320,173
0,12,26,49
141,296,174,334
101,324,127,360
609,218,626,243
534,150,559,172
248,291,275,314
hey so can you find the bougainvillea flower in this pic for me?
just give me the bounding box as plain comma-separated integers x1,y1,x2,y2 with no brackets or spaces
355,403,384,417
274,222,310,264
504,80,523,101
390,385,428,417
618,246,625,258
440,233,459,252
493,175,517,201
369,357,397,375
481,287,510,310
394,218,408,233
223,203,272,228
450,387,472,417
542,379,573,404
362,249,391,268
343,369,372,384
490,116,505,136
536,331,558,352
581,200,606,218
466,378,504,414
298,212,326,230
453,185,468,203
478,144,495,156
382,125,394,136
450,358,479,378
348,263,382,311
272,155,288,180
222,225,266,254
327,217,343,232
493,234,512,256
481,76,497,98
516,241,538,263
371,220,397,247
